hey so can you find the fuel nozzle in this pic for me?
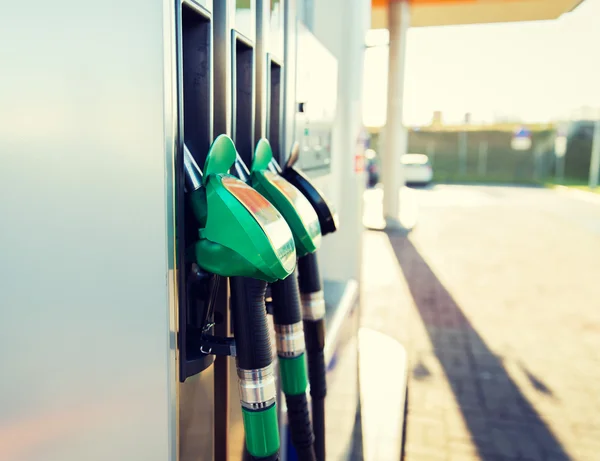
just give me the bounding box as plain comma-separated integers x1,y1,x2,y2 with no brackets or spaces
185,135,296,282
250,138,322,257
241,139,319,461
184,135,295,461
282,142,338,236
280,141,337,461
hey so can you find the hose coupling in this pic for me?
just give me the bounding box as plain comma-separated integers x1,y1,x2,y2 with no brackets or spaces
275,322,306,358
301,290,325,321
237,365,277,410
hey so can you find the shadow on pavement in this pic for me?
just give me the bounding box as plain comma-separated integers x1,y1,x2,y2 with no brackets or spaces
519,362,556,398
412,357,432,381
387,232,570,461
348,407,364,461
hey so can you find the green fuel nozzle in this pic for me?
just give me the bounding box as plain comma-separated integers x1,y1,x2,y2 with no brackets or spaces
278,141,340,461
184,135,292,461
239,139,318,461
250,138,322,257
184,135,296,283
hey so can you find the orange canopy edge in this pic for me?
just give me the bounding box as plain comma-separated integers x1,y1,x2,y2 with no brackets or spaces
371,0,585,28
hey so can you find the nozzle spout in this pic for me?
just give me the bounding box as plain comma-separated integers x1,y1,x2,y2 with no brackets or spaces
184,144,203,191
285,141,300,169
233,152,251,182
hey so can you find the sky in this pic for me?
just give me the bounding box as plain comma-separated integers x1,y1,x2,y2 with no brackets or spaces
363,0,600,127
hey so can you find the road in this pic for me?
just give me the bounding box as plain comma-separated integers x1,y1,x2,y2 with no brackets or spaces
361,185,600,461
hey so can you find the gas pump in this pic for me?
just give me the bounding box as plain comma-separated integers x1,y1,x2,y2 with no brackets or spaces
184,134,296,460
179,1,342,459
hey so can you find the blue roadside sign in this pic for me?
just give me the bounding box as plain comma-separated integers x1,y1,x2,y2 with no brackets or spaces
512,126,532,150
514,126,531,138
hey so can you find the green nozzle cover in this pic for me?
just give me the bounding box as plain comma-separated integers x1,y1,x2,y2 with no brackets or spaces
202,135,236,185
251,139,322,257
242,404,280,458
189,135,297,282
279,354,309,396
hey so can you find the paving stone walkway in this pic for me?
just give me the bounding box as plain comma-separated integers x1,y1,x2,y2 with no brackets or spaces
361,185,600,461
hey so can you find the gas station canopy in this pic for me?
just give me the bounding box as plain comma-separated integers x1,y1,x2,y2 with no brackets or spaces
372,0,585,28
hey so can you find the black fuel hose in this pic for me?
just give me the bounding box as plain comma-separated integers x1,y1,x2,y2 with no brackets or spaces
271,272,317,461
230,277,280,461
297,252,327,461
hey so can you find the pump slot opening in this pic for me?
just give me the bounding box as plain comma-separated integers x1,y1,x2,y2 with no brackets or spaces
232,35,255,167
178,2,215,381
267,58,282,164
182,4,212,166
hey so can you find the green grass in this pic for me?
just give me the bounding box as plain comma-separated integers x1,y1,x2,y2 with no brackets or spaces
432,173,600,194
543,178,600,194
432,172,540,186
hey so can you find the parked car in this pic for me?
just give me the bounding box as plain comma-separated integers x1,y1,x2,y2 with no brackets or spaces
402,153,433,185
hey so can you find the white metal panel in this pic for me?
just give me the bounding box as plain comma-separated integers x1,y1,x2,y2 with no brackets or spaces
0,1,177,461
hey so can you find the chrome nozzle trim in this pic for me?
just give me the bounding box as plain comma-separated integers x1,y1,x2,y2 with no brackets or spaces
275,322,306,357
237,365,277,410
301,290,325,320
